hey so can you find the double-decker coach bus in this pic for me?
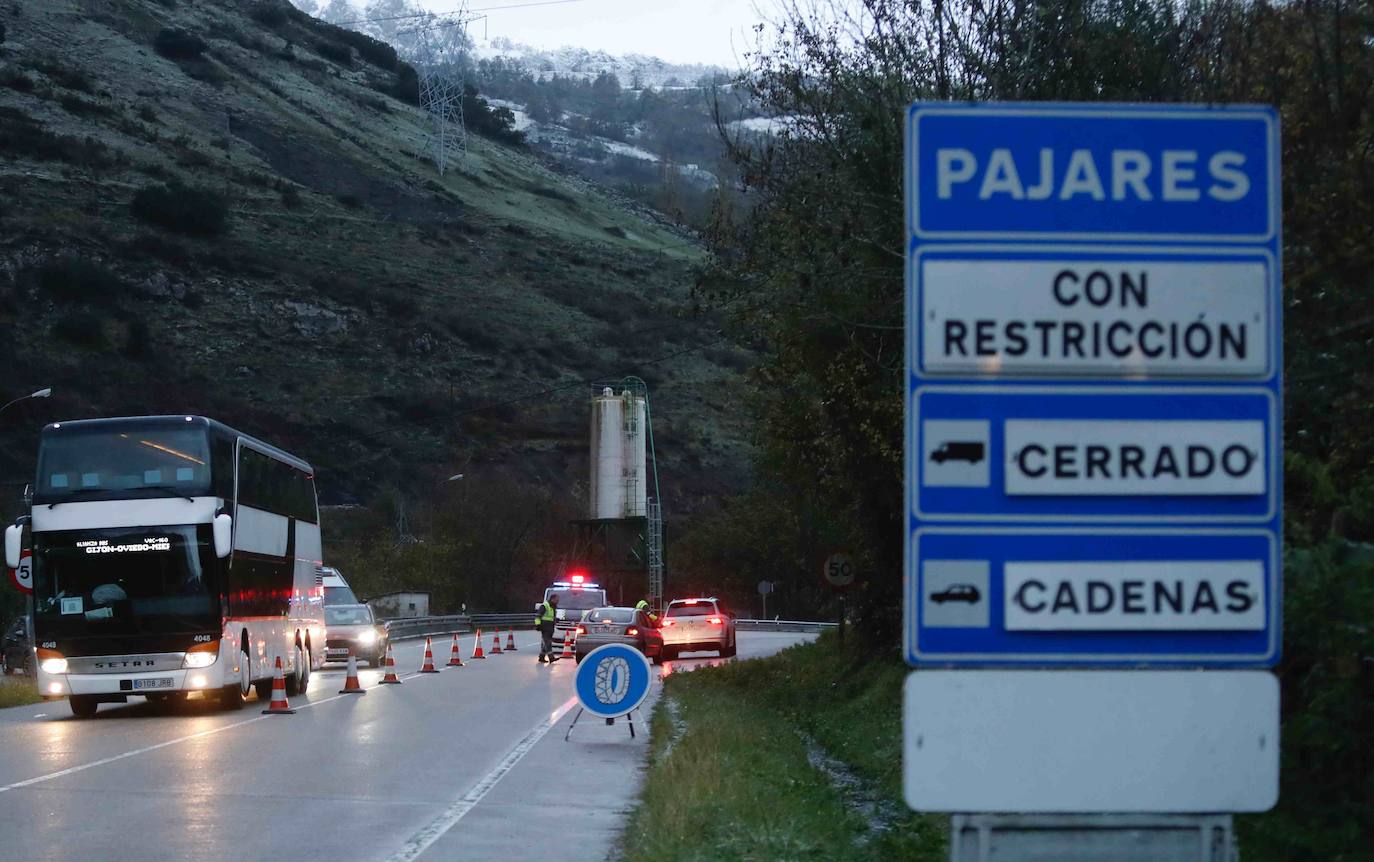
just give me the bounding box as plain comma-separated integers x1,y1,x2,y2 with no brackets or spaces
3,416,326,718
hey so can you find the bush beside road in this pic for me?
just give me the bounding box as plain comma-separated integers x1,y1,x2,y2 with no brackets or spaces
620,635,946,861
0,678,41,709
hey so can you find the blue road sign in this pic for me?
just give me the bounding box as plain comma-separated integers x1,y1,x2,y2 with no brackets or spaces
574,643,652,719
905,103,1282,668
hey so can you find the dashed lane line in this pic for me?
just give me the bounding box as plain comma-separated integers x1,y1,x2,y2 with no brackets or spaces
383,695,580,862
0,668,433,795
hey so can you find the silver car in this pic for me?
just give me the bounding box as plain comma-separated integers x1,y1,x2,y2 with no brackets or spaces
660,597,736,660
324,604,388,666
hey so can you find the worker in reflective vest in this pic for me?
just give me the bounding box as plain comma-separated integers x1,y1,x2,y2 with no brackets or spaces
535,594,560,664
635,599,659,626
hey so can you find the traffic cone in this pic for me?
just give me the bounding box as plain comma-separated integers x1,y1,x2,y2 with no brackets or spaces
262,655,295,714
559,628,576,660
419,637,440,673
379,643,402,684
471,629,486,660
491,629,503,655
338,650,365,695
506,630,517,651
447,633,464,667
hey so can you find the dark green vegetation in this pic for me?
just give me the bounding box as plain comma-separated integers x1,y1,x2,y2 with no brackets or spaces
665,0,1373,857
0,0,751,623
0,678,41,709
621,635,945,861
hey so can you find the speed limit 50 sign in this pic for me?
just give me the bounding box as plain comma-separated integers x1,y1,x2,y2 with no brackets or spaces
823,552,856,590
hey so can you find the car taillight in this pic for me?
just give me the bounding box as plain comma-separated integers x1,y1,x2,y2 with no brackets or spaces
708,617,723,625
662,619,675,627
576,626,586,635
626,627,639,636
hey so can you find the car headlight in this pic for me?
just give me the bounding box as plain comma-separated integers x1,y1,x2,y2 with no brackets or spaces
357,629,378,645
40,657,68,675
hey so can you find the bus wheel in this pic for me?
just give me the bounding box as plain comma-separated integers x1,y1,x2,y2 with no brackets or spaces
69,696,98,718
286,645,305,695
218,650,251,710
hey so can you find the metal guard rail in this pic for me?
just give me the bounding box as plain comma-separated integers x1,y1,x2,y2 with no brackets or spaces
734,619,838,633
380,613,538,642
381,615,835,640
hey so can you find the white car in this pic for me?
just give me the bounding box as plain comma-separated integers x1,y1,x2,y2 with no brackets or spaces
660,597,736,660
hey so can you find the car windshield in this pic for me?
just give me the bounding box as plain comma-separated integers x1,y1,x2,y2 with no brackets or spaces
325,606,372,625
32,525,216,634
547,588,607,611
324,585,358,605
35,423,212,504
586,608,635,624
666,603,718,617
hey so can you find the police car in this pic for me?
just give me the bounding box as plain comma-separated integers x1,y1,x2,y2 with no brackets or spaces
660,597,736,660
543,575,607,646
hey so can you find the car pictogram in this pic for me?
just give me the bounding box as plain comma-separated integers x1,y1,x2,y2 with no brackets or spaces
931,584,981,604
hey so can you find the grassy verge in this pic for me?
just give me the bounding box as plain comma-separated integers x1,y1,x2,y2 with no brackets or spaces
620,635,946,861
0,678,42,709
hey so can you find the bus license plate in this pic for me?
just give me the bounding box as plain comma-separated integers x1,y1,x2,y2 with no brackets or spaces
132,678,174,690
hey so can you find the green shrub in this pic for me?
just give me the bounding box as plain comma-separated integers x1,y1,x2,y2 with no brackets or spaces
314,39,352,67
124,319,151,359
392,63,420,105
51,311,108,348
250,2,291,27
35,257,125,304
131,183,229,237
153,29,207,60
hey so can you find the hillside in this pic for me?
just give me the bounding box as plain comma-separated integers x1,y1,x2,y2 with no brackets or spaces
0,0,754,518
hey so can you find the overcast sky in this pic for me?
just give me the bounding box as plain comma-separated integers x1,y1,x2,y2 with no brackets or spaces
428,0,781,68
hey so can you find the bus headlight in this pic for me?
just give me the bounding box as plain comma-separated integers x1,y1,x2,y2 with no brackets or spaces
40,657,69,675
182,641,220,669
357,629,378,646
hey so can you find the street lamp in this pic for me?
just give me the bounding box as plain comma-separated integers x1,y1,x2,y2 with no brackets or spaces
0,388,52,416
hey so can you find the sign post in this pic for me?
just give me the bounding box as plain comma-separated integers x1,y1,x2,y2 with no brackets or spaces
822,552,855,642
904,103,1281,855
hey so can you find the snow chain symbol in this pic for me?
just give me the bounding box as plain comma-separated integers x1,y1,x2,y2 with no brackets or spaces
594,656,631,705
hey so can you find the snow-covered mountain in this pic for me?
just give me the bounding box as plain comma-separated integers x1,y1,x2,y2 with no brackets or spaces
472,37,728,89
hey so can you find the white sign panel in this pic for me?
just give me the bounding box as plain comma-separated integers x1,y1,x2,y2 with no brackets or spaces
1004,561,1265,631
1004,420,1264,496
904,670,1280,812
921,255,1270,377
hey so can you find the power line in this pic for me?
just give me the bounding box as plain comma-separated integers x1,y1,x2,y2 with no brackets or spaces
334,0,589,27
333,333,728,444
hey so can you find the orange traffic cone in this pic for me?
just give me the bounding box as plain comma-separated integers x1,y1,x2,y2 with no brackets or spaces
559,628,576,660
379,642,402,684
419,637,440,673
491,629,503,655
262,655,295,714
471,629,486,660
506,630,517,651
447,633,464,667
338,650,365,695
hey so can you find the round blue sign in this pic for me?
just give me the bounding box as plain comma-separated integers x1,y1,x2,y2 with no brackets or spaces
574,643,652,719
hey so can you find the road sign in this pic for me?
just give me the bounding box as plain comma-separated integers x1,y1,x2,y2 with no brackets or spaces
905,103,1282,669
822,552,855,589
904,670,1279,812
8,550,31,594
757,580,773,596
573,643,651,720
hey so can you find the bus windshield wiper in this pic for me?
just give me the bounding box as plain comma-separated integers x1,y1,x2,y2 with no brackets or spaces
46,488,107,509
140,486,197,503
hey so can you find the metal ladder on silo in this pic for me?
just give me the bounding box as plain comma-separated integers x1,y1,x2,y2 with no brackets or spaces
646,498,664,609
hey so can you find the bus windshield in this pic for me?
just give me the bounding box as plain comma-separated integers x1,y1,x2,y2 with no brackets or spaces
32,525,218,635
36,423,212,504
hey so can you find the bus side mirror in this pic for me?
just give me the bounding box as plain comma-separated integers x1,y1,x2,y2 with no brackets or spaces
213,514,233,559
4,524,21,570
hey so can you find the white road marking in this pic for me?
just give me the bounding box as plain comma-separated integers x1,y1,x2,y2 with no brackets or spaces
384,696,579,862
0,671,430,795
